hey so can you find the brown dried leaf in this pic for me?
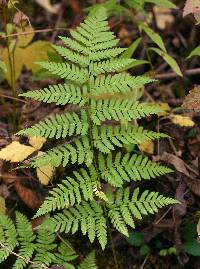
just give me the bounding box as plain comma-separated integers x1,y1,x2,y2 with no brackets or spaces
174,182,187,217
186,177,200,196
182,86,200,110
160,152,189,176
14,180,42,209
183,0,200,17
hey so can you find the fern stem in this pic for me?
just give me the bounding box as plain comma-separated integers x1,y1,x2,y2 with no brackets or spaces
106,208,120,269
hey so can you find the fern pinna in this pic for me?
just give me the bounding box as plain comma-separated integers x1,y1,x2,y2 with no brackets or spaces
0,212,97,269
17,8,177,249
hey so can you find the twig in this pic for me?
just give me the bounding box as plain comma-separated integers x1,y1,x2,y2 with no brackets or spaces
140,253,150,269
155,68,200,80
154,206,172,225
0,93,27,103
0,27,69,39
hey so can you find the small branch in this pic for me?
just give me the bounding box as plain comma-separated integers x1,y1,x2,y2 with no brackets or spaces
0,27,69,39
0,93,27,103
155,68,200,80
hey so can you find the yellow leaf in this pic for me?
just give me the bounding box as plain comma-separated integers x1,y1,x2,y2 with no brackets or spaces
29,136,46,150
171,115,195,127
0,197,6,214
0,141,35,162
23,41,54,73
17,26,34,48
157,102,171,116
139,141,154,154
36,152,54,185
1,47,24,85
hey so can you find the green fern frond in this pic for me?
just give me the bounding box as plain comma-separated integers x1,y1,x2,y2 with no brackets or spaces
93,125,167,153
32,225,56,268
17,111,88,139
91,100,162,125
0,213,18,263
89,59,134,75
107,188,177,236
20,83,88,106
53,45,90,67
98,152,173,187
78,251,98,269
53,242,78,269
34,166,98,217
30,136,93,167
89,74,155,96
89,48,126,61
49,201,107,249
15,7,178,252
36,61,88,84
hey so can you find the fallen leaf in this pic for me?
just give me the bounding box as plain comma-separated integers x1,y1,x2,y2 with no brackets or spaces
153,6,174,30
35,0,61,14
157,102,171,116
0,141,35,162
23,41,53,73
182,86,200,110
174,182,187,217
29,136,46,150
14,180,42,209
0,38,53,85
185,177,200,197
171,115,195,127
183,0,200,22
139,141,154,154
36,152,54,185
160,152,189,176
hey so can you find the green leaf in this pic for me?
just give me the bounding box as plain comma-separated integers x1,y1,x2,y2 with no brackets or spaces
183,241,200,256
139,23,167,52
187,46,200,59
145,0,177,9
120,38,142,59
127,231,145,246
150,47,182,77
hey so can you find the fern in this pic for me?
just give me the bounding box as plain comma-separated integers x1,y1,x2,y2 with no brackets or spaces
17,7,177,251
17,111,89,138
46,187,176,249
98,152,173,187
0,212,98,269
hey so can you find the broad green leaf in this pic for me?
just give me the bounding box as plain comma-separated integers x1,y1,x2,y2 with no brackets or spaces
187,46,200,59
127,232,145,246
120,38,142,59
150,47,182,77
139,23,167,52
183,241,200,256
121,59,149,71
145,0,177,9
